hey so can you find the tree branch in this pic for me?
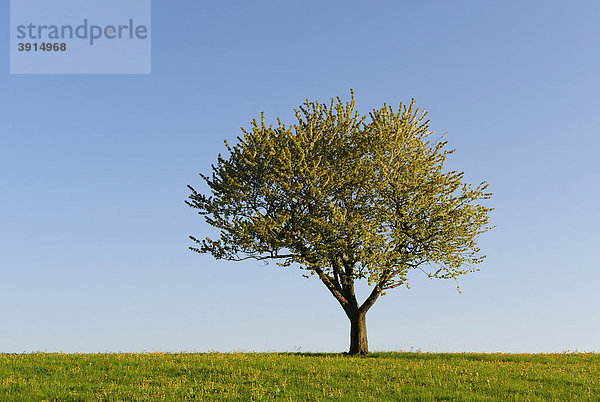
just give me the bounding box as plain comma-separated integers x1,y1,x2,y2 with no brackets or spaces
315,267,349,310
332,264,344,296
340,257,359,311
331,257,348,293
359,270,391,314
224,253,297,261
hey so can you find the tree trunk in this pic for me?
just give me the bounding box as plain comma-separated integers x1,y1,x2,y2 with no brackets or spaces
348,310,369,355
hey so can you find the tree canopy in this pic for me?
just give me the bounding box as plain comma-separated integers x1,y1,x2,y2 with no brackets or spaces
187,92,493,354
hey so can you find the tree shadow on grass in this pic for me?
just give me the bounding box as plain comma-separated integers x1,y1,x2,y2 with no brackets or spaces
278,351,448,360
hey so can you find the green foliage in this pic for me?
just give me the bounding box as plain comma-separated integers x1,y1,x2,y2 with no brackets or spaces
187,91,492,307
1,352,599,400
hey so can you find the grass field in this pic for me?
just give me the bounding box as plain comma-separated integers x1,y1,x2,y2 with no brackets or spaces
1,352,598,400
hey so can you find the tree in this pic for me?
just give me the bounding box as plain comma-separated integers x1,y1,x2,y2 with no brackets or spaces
186,92,493,355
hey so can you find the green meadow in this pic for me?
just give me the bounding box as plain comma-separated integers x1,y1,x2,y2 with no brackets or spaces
1,352,598,400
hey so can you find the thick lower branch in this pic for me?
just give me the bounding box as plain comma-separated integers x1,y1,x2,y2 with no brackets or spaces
315,267,349,310
359,285,382,314
339,257,359,309
331,257,349,294
331,260,344,294
359,270,391,314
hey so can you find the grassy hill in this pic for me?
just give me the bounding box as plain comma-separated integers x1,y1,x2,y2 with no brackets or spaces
1,352,598,400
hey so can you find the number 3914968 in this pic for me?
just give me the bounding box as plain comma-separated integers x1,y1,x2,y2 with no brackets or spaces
18,43,67,51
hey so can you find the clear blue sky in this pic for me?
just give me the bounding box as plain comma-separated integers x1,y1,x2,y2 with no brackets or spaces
1,0,599,353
